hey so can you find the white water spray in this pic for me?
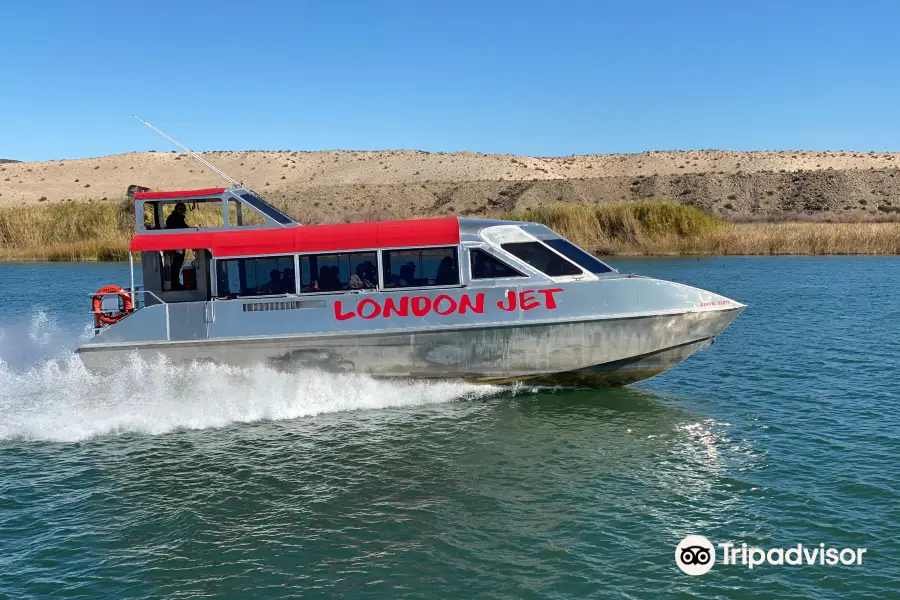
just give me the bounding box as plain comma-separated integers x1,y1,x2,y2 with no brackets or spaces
0,314,502,443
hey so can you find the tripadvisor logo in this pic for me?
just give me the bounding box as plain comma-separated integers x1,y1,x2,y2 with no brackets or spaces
675,536,867,575
675,535,716,575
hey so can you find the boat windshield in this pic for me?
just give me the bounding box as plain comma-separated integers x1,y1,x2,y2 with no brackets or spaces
500,242,582,277
543,239,614,274
240,193,295,225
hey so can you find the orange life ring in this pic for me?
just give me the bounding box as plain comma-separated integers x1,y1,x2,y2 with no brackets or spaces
92,285,134,327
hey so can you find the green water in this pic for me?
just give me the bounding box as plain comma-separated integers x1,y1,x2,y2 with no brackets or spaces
0,258,897,598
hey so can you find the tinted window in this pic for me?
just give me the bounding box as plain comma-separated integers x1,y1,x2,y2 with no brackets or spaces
216,255,295,296
470,249,525,279
298,251,378,293
501,242,582,277
383,247,459,288
240,193,295,225
544,239,613,274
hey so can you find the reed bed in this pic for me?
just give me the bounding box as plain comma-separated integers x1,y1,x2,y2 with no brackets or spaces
0,201,258,261
0,202,132,261
1,200,899,261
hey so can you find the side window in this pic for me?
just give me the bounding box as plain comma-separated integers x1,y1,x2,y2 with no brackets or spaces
142,199,229,231
501,242,582,277
470,248,525,279
142,202,159,230
216,255,295,297
162,201,225,229
227,199,266,227
298,251,378,293
383,247,459,288
543,239,613,274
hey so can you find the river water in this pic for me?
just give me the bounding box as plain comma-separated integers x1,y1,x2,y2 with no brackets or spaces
0,258,897,598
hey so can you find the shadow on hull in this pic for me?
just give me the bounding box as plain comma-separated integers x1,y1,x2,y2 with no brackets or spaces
481,338,714,388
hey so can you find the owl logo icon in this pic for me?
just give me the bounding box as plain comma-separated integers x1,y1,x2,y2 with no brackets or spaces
675,535,716,575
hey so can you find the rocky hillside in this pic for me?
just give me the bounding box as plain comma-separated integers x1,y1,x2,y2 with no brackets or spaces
1,150,899,221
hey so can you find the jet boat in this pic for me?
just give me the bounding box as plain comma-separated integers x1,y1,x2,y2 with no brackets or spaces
77,186,744,386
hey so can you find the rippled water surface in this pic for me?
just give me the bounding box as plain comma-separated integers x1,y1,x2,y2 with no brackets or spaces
0,258,898,598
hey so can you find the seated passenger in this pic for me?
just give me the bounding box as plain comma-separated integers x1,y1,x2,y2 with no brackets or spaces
262,269,283,294
330,266,341,289
347,263,376,290
317,265,341,292
360,261,377,288
435,256,457,285
399,262,416,286
364,261,377,282
386,262,416,287
317,266,330,290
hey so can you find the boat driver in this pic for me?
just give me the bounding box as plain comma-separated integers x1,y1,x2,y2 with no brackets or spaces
166,202,189,229
165,202,189,289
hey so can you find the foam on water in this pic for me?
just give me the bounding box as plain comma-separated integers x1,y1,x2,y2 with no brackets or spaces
0,312,501,443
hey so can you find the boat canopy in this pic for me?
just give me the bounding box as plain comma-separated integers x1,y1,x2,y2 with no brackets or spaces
129,185,461,257
133,188,228,200
130,215,462,257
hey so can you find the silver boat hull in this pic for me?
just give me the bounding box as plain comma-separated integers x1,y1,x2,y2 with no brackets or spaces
77,306,742,387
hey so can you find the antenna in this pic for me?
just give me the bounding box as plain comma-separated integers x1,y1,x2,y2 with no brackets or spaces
133,115,242,187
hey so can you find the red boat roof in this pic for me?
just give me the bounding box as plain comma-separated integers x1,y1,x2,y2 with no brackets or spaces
133,187,228,200
129,216,461,257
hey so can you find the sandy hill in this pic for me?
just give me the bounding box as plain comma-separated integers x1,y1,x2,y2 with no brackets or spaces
2,149,899,221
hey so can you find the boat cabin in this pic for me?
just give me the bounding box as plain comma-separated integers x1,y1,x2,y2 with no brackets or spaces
123,186,617,316
130,186,299,305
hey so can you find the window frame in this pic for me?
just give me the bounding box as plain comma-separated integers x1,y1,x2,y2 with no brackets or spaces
295,248,380,296
211,243,468,298
214,252,298,298
379,244,464,291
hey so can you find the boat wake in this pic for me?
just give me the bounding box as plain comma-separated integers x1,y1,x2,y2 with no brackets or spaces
0,312,502,443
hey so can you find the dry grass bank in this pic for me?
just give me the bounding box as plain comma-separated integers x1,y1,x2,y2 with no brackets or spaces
0,201,263,261
0,202,132,261
1,200,899,261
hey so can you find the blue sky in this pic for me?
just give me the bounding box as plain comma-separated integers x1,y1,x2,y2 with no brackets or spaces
1,0,898,161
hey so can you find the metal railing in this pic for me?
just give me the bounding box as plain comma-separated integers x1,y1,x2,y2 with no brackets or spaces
89,288,169,338
89,287,165,309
